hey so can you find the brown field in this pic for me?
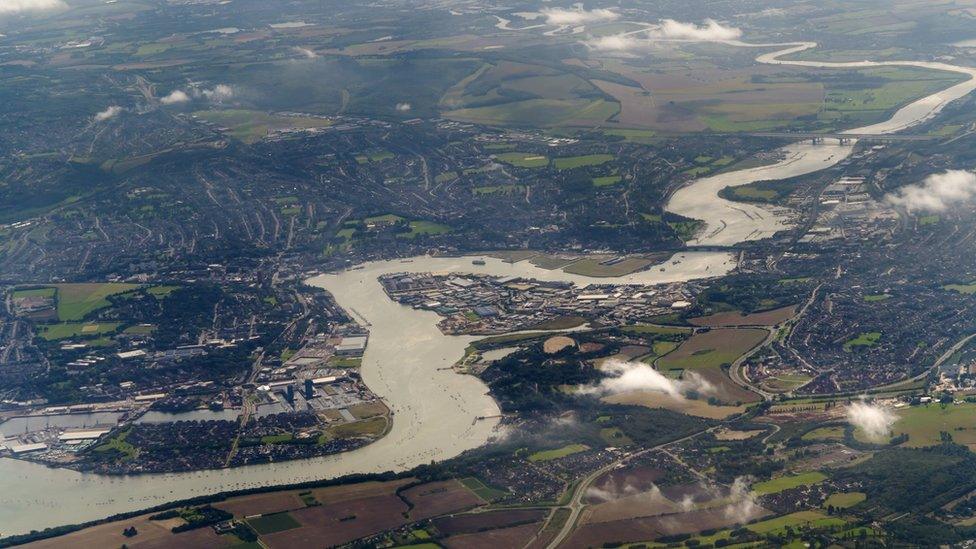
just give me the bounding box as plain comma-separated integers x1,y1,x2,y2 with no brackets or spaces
568,506,771,548
433,509,547,536
657,328,767,404
588,465,666,503
401,479,484,520
262,494,408,548
690,305,797,327
311,478,413,504
586,490,680,523
604,391,745,419
594,80,666,128
544,336,576,354
347,400,389,420
23,513,223,549
714,428,764,441
215,491,305,517
443,522,543,549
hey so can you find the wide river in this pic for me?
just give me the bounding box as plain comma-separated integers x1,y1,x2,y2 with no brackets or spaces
2,40,976,538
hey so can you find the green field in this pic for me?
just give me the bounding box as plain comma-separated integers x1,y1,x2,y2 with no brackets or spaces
945,282,976,294
747,510,845,535
844,332,882,351
356,149,395,163
495,152,548,168
38,322,122,341
194,110,332,144
12,287,55,299
397,220,451,239
52,283,141,321
620,324,693,336
445,98,619,128
528,443,589,462
460,476,509,501
824,492,866,509
864,294,892,302
801,426,846,442
752,472,827,495
877,402,976,448
553,154,614,170
592,175,622,187
246,512,301,535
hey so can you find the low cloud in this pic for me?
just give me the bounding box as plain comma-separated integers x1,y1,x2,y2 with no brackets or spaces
395,102,412,112
0,0,67,15
584,34,644,52
540,7,619,26
94,105,122,122
293,46,318,59
723,476,761,524
884,170,976,213
159,90,190,105
656,19,742,41
585,479,647,502
200,84,234,102
580,359,715,399
846,400,897,442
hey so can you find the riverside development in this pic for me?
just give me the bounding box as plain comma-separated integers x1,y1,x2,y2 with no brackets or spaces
8,1,976,547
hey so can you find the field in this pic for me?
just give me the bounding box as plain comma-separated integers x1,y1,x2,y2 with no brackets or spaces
12,287,55,299
460,477,509,501
824,492,866,509
552,154,614,170
494,152,548,168
397,221,451,239
433,509,545,536
802,426,846,442
193,110,332,144
603,391,746,419
656,328,768,404
752,472,827,495
945,282,976,294
444,98,619,128
689,305,797,327
38,322,122,341
872,402,976,448
53,283,140,321
844,332,882,351
528,443,589,462
620,324,692,336
442,522,542,549
592,175,622,187
746,510,845,535
247,512,302,535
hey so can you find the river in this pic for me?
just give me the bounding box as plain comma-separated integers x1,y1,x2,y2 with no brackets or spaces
666,41,976,246
2,39,975,538
0,253,732,536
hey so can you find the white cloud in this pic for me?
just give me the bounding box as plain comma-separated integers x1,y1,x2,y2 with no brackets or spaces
293,46,318,59
0,0,66,15
723,476,761,524
584,33,644,52
846,401,897,442
540,7,619,26
159,90,190,105
395,102,412,112
94,105,122,122
657,19,742,41
580,358,715,399
200,84,234,102
884,170,976,213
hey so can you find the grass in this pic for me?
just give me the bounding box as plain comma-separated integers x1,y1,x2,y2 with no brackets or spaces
752,472,827,495
260,433,294,444
397,220,451,239
877,402,976,448
356,150,395,163
330,416,387,437
824,492,866,509
53,283,141,321
553,154,614,170
592,175,622,187
945,282,976,294
328,356,362,368
246,512,301,535
12,287,55,299
620,324,692,336
747,510,845,535
93,429,138,460
864,294,891,302
844,332,882,351
147,285,179,298
444,98,618,128
495,152,548,168
460,476,508,501
38,322,121,340
194,110,331,144
528,443,589,462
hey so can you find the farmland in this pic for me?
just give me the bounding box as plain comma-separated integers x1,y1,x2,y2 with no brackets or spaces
874,403,976,449
52,283,141,321
752,472,827,495
656,328,768,404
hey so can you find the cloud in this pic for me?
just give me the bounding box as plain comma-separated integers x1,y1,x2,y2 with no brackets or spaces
540,7,619,26
94,105,122,122
0,0,66,15
395,102,412,112
200,84,234,102
293,46,317,59
580,359,715,399
846,401,897,442
723,476,761,524
159,90,190,105
585,479,646,502
584,33,645,52
884,170,976,213
657,19,742,41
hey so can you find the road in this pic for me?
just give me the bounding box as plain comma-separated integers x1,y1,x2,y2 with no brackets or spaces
540,427,715,549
